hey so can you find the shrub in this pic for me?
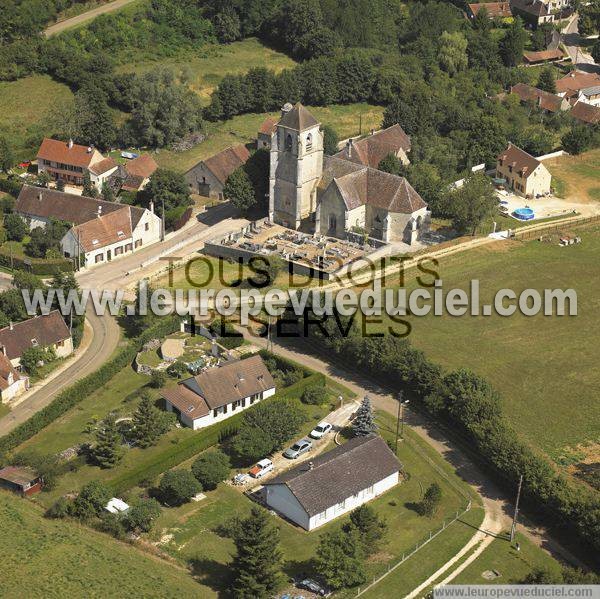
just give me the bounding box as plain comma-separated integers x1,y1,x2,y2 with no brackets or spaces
301,385,327,405
70,480,111,520
158,469,201,506
149,370,167,388
191,450,231,491
45,497,70,519
4,213,27,241
416,483,442,517
125,498,162,533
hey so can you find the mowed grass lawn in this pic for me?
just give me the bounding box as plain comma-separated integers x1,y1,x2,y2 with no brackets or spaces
155,103,385,173
546,149,600,203
376,225,600,461
142,411,480,596
0,75,74,161
0,491,209,598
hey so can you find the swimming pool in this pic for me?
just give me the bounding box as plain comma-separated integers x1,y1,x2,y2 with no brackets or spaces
512,207,535,221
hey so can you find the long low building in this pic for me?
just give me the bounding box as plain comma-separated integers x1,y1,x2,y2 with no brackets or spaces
16,185,161,268
161,355,276,430
264,434,401,530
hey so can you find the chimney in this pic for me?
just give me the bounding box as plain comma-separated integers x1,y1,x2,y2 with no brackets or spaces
68,139,73,149
149,200,154,214
347,138,353,158
9,322,13,331
38,191,43,202
370,128,375,135
97,205,102,218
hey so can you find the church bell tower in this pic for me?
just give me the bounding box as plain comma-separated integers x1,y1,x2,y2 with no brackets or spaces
269,103,323,230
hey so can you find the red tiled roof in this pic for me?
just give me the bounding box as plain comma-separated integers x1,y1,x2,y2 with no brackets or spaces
88,157,118,176
259,117,278,136
334,124,411,169
199,145,251,185
0,311,70,361
0,352,23,391
161,385,210,420
510,83,564,112
468,2,512,18
37,138,98,168
497,143,541,177
125,154,158,179
556,71,600,94
71,207,133,252
570,101,600,125
523,49,565,64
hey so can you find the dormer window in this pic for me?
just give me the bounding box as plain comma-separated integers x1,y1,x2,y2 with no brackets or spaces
31,338,38,347
92,239,99,246
306,133,313,151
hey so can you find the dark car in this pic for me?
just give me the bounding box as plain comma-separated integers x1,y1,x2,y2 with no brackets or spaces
297,578,330,596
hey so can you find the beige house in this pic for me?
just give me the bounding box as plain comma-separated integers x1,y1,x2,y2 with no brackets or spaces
496,143,552,198
0,311,73,371
269,103,429,244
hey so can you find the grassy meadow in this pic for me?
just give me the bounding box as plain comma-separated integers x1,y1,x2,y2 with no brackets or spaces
0,490,209,598
0,75,73,162
546,149,600,204
373,224,600,463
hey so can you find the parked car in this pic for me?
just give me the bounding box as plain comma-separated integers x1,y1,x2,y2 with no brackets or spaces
283,439,313,459
297,578,330,596
249,458,273,478
310,421,332,439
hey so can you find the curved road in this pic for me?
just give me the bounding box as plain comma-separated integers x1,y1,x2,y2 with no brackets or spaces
0,309,120,436
44,0,137,37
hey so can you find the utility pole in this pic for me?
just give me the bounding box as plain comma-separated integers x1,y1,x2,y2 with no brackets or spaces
359,113,363,136
510,474,524,543
266,314,273,352
394,393,409,453
160,197,165,242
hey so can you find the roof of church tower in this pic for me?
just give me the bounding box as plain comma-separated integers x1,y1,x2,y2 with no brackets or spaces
278,103,319,131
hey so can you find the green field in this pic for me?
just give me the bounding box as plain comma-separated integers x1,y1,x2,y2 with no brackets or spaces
376,225,600,462
118,38,297,105
546,149,600,204
0,491,210,598
452,532,562,586
0,75,74,161
155,103,385,172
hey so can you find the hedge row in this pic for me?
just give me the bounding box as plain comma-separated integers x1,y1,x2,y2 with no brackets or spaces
0,316,181,458
258,348,312,378
107,372,325,494
0,249,74,275
0,177,23,198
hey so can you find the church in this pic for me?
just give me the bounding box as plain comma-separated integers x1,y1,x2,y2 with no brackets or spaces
268,103,430,245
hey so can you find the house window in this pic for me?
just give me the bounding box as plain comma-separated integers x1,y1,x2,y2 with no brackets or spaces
306,133,313,151
213,406,225,417
135,239,142,248
145,223,149,231
125,243,133,252
58,340,65,347
115,246,123,256
95,254,104,263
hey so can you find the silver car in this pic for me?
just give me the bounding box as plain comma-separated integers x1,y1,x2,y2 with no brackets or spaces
283,438,312,459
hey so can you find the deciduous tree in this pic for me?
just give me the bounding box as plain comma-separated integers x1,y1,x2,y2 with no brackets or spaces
191,450,231,490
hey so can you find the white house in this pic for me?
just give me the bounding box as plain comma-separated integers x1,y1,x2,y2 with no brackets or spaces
264,434,401,531
161,355,276,430
15,185,161,268
0,351,28,403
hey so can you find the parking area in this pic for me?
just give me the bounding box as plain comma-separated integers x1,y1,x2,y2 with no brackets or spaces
496,190,582,221
229,398,360,494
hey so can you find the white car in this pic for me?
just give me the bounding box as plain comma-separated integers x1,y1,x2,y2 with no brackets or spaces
249,458,273,479
310,421,333,439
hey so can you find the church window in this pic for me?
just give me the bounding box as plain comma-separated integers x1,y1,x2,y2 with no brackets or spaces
285,134,293,151
306,133,313,151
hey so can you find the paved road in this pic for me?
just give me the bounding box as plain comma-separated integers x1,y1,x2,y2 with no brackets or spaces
0,308,120,436
562,15,599,72
44,0,137,37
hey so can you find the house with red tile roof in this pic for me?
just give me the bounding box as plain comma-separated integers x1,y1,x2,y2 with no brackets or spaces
510,83,570,113
257,117,278,150
16,185,161,268
118,154,159,192
570,101,600,126
37,138,118,189
467,2,512,18
185,144,251,198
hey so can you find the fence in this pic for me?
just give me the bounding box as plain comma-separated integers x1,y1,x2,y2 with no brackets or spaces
512,214,600,240
354,501,472,597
